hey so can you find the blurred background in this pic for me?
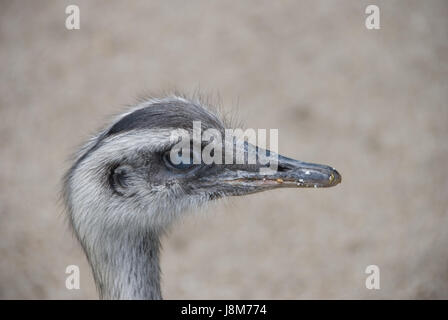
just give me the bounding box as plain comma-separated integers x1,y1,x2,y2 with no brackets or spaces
0,0,447,299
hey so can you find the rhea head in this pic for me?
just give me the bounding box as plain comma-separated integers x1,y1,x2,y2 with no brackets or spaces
63,95,341,299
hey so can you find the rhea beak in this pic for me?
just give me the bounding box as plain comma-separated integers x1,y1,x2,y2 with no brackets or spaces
208,143,341,196
257,154,342,188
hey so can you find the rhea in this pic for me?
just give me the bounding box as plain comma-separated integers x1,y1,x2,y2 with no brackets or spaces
63,95,341,299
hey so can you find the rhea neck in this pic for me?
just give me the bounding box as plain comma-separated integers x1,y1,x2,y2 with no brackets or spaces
83,227,163,300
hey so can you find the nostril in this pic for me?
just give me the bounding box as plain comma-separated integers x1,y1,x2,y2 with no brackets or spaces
277,164,291,172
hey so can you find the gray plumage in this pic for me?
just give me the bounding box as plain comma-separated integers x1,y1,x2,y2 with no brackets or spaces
63,95,341,299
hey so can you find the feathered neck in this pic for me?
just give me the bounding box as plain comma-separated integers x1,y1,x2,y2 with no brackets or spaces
84,229,162,300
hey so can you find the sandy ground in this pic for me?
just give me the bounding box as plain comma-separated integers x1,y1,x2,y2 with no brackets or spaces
0,0,447,299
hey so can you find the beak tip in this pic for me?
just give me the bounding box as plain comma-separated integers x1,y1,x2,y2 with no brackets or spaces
330,168,342,186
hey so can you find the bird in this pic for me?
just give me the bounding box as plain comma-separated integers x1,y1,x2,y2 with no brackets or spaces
62,94,341,299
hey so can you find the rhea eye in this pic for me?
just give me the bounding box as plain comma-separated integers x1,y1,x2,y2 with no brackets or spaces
162,149,195,170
